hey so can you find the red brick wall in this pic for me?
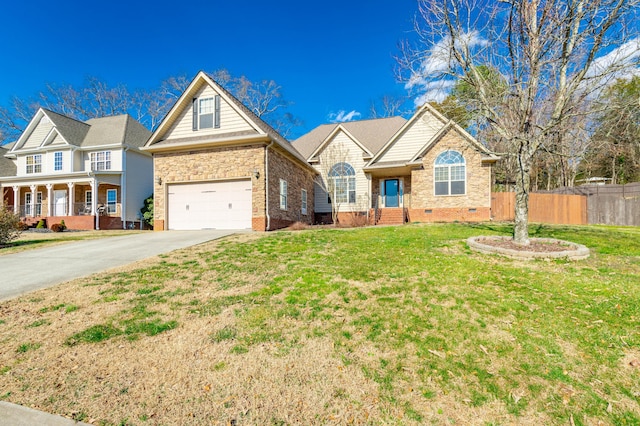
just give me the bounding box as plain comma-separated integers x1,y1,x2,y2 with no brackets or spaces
47,215,95,230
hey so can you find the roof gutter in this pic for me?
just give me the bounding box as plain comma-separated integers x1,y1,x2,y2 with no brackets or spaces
141,134,271,153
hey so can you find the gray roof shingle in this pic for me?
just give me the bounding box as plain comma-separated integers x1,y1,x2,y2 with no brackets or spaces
41,109,90,146
292,116,407,160
84,115,151,148
0,144,16,177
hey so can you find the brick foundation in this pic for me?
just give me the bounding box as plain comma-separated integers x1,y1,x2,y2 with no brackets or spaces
47,215,96,230
408,207,491,222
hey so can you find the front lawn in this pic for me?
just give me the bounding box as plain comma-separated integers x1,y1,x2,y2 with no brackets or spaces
0,223,638,425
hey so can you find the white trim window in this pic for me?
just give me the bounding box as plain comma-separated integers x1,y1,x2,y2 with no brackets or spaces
193,95,221,130
280,179,288,210
434,150,466,196
26,154,42,174
106,189,117,214
301,189,308,215
54,151,63,171
25,192,42,216
199,97,214,129
90,151,111,171
329,162,356,204
85,190,92,210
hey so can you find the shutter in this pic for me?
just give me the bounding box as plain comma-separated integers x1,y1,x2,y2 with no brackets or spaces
214,95,221,128
192,98,198,131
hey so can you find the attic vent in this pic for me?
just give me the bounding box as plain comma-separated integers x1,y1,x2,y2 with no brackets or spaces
41,117,50,124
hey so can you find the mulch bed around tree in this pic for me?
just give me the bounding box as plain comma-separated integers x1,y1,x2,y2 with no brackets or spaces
475,237,573,253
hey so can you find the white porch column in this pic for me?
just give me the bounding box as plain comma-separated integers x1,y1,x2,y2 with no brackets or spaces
12,186,19,215
29,185,37,218
67,182,75,216
91,179,99,230
46,184,53,217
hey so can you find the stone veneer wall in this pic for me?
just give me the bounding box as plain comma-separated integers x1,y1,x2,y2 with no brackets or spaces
265,146,315,230
152,144,265,231
409,128,492,222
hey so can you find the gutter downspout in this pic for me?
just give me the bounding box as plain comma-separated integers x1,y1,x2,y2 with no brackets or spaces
264,140,275,231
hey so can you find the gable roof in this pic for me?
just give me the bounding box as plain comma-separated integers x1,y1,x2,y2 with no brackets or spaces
292,116,407,160
368,102,494,165
10,108,150,152
409,120,499,164
41,109,91,147
144,71,311,167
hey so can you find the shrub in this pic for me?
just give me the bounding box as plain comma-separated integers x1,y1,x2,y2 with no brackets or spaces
0,209,22,245
36,219,46,229
288,221,310,231
51,223,63,232
140,194,154,228
17,222,29,231
60,219,67,231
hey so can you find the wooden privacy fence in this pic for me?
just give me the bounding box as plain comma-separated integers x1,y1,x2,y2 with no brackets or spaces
492,192,588,225
548,183,640,226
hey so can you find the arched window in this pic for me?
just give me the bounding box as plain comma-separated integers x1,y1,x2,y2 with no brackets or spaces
434,150,466,195
329,162,356,203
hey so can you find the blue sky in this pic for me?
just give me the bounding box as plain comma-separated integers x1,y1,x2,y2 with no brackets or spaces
0,0,420,138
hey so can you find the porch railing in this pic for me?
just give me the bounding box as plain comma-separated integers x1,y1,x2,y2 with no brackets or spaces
12,203,121,217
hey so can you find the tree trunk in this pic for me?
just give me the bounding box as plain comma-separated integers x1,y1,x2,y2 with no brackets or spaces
514,146,533,245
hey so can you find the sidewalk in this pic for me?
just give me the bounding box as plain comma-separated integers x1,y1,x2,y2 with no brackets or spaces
0,402,92,425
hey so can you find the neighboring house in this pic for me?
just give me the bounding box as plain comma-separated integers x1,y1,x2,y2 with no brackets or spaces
0,109,152,230
143,71,316,231
0,143,17,209
292,103,498,225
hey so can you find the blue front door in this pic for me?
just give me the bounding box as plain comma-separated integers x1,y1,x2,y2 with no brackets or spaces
385,179,399,207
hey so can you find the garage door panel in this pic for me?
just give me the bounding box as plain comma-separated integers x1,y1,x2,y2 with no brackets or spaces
167,180,252,230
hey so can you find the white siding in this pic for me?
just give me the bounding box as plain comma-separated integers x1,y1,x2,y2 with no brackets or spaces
44,149,72,174
376,111,443,163
47,133,66,146
21,118,53,149
313,131,370,213
162,85,254,141
73,150,83,172
124,150,153,223
83,148,124,171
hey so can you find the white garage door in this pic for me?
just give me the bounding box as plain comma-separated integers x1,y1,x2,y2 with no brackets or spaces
167,180,252,230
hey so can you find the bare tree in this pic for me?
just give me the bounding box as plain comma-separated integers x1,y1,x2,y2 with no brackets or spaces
369,94,410,118
214,72,301,138
0,70,301,144
398,0,640,244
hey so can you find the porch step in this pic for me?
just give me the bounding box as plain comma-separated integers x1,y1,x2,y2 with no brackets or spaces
376,208,405,225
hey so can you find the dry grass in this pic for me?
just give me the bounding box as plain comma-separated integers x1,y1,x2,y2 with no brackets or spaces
0,224,639,425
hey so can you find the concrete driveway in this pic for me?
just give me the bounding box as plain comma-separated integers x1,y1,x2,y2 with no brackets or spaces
0,230,241,301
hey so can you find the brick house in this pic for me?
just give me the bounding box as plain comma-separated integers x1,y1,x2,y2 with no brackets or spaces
143,72,316,231
0,109,152,230
292,103,498,225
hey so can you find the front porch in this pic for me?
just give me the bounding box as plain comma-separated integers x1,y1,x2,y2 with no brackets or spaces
370,174,412,226
3,180,124,230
